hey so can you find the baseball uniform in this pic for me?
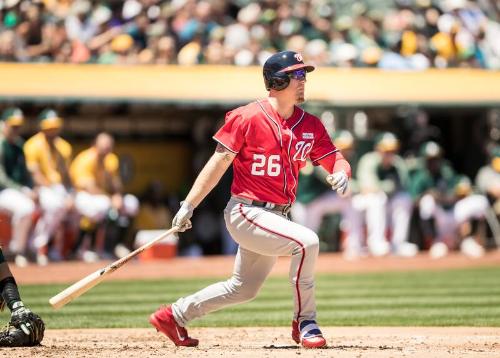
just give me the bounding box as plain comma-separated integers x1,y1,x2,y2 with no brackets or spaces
70,147,138,221
171,98,349,327
24,132,73,250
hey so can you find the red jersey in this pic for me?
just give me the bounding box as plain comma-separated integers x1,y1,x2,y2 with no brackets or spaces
213,99,340,205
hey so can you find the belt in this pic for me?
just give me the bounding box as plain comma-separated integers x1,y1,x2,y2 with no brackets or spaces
251,200,291,215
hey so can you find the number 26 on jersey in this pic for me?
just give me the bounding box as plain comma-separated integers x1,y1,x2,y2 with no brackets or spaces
251,154,280,177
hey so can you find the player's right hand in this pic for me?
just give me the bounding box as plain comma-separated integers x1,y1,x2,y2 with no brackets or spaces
172,201,194,232
326,170,349,196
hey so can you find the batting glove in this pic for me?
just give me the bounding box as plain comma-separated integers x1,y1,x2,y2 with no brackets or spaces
172,201,194,232
326,170,349,196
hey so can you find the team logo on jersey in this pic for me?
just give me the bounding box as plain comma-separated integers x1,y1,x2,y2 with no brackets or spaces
302,133,314,139
293,141,313,162
294,53,303,62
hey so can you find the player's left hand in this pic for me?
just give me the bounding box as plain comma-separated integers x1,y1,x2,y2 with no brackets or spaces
172,201,194,232
326,170,349,196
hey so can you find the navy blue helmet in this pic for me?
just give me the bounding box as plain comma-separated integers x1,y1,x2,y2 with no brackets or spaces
263,51,315,91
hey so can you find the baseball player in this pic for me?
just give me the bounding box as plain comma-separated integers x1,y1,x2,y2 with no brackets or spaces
475,145,500,246
24,109,74,265
69,132,139,259
0,108,37,267
355,132,417,257
410,141,488,258
0,248,44,346
149,51,351,348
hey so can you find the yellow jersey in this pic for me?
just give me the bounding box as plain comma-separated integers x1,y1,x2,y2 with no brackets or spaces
24,132,72,185
70,147,120,193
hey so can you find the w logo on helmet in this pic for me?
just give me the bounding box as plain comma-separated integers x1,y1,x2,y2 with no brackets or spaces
294,53,303,62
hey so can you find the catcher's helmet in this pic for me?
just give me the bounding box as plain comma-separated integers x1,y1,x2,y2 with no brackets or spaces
263,51,315,91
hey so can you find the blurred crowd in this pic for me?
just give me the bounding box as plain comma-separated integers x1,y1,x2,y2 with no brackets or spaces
0,0,499,69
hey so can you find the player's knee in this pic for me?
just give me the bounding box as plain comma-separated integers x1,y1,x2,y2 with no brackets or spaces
419,194,436,219
227,278,260,302
16,200,36,218
301,231,319,254
238,287,259,302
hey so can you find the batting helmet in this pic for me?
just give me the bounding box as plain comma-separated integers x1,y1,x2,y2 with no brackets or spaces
263,51,315,91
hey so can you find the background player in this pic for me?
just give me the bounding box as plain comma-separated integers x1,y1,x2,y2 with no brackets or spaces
0,108,37,267
24,109,74,265
69,132,139,260
355,132,417,257
149,51,351,349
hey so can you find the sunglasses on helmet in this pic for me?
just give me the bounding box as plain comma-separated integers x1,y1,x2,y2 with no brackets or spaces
287,69,307,81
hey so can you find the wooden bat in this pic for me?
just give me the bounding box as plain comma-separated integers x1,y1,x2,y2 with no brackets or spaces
49,226,180,310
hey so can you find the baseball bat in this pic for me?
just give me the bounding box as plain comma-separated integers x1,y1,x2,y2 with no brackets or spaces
49,226,180,310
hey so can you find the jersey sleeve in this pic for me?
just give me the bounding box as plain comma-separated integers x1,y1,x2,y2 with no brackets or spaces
59,139,73,161
23,138,39,170
212,110,247,153
70,151,95,190
105,153,120,175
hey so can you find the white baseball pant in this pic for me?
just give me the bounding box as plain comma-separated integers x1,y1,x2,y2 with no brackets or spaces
352,191,413,250
74,191,139,222
32,184,69,248
419,193,489,240
0,188,36,253
291,191,363,255
172,196,320,327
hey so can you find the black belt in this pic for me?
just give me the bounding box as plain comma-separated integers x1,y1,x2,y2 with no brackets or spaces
251,200,291,214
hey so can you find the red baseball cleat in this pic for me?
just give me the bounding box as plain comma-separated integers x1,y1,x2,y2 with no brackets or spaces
292,320,327,348
149,305,199,347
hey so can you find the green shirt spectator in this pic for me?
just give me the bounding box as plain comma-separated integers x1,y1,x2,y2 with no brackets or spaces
0,109,32,190
408,141,458,208
357,132,409,195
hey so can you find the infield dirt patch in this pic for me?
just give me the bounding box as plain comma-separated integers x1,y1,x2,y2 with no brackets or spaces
1,327,499,358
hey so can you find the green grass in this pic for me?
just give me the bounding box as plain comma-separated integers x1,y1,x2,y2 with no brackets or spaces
8,266,500,329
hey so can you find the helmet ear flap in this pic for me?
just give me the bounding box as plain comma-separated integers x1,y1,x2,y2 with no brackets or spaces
271,73,290,90
264,72,290,91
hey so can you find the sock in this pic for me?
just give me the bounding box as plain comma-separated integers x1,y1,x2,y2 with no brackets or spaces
0,277,23,312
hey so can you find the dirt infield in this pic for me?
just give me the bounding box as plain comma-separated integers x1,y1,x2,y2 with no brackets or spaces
4,251,500,357
2,327,499,358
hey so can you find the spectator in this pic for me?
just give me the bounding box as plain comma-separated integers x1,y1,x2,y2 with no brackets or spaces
24,109,74,265
69,132,139,260
0,108,36,267
0,1,498,69
410,141,488,258
355,132,418,257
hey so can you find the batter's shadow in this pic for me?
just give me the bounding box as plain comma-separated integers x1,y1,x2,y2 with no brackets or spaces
263,344,402,351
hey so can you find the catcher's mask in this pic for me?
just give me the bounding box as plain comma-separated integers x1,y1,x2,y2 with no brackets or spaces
263,51,315,91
